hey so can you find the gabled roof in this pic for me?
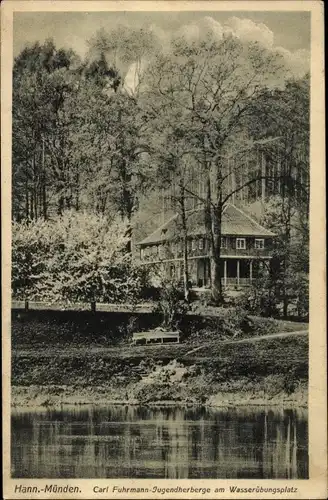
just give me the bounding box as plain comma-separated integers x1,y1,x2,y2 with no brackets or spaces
137,204,275,246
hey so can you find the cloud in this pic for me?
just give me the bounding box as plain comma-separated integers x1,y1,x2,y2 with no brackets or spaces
173,16,308,78
225,17,274,49
176,22,201,44
123,16,309,91
148,24,172,53
175,16,235,45
173,16,275,49
274,47,310,78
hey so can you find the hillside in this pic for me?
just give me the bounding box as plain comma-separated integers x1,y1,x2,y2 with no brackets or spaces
12,316,308,408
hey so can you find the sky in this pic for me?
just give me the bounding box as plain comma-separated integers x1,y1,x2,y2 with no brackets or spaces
14,11,310,54
13,11,311,81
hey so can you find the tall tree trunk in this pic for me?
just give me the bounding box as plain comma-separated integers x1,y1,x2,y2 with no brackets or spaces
32,153,38,219
178,179,190,303
120,152,134,254
30,191,34,220
209,157,224,305
25,163,29,219
123,198,133,255
58,191,64,215
204,172,212,284
210,202,223,304
57,174,65,215
41,136,47,218
75,172,80,211
281,159,292,318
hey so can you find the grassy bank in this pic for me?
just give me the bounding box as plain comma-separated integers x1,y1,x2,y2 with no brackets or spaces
12,331,308,408
12,306,307,348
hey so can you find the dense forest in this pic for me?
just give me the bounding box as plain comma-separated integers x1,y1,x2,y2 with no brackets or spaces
12,25,309,314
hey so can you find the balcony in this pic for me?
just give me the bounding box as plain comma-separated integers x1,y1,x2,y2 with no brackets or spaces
220,247,272,258
193,278,255,289
139,247,272,263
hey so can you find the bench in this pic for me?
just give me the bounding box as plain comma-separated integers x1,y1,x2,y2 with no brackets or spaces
132,330,180,345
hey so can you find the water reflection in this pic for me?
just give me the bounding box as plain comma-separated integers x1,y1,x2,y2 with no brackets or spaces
11,405,308,478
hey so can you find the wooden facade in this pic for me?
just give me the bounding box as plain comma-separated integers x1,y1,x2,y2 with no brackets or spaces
136,204,275,289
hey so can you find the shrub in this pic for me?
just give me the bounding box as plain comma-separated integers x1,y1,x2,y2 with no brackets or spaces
153,277,188,330
186,306,250,342
133,381,182,403
12,211,150,306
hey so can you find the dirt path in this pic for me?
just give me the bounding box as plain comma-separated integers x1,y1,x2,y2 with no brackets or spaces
184,329,308,356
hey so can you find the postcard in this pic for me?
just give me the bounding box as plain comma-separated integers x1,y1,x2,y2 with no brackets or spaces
2,1,326,499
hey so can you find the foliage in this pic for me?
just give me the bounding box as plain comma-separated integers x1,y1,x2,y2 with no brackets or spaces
12,218,50,300
187,306,259,342
240,195,309,318
12,41,82,219
12,211,148,305
12,31,309,315
12,38,153,223
152,272,188,330
237,268,279,317
143,30,290,303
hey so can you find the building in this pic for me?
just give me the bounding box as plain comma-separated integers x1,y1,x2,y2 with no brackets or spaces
136,204,275,289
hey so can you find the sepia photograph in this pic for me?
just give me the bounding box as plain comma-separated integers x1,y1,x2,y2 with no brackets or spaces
1,1,326,498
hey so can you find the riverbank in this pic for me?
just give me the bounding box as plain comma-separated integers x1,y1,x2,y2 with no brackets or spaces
11,306,308,409
12,334,308,409
12,380,308,409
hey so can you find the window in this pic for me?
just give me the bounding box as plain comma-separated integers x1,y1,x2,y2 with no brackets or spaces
199,238,204,250
255,238,265,250
221,237,227,249
170,264,175,278
236,238,246,250
191,239,196,251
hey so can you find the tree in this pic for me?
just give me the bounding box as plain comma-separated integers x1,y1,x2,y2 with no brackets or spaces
12,37,152,226
260,196,309,318
83,51,121,91
12,29,309,312
144,93,199,301
12,211,148,309
244,76,310,317
145,32,286,303
12,40,82,219
246,75,309,207
71,27,159,245
12,218,50,308
87,25,159,96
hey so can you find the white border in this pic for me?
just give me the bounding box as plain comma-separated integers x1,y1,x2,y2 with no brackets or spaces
2,2,326,499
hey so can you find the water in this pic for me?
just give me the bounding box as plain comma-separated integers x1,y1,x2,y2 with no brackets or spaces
11,405,308,479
